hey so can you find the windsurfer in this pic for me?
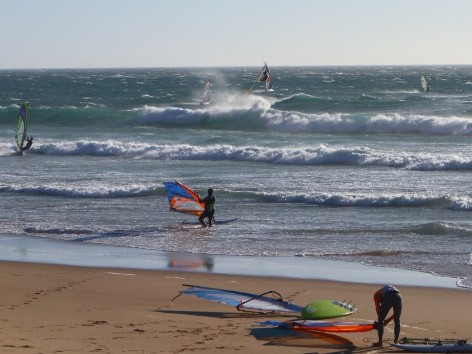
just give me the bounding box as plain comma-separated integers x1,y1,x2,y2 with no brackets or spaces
21,136,33,152
372,285,402,347
199,188,215,227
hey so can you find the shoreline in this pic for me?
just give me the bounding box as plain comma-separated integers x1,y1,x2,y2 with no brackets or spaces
0,234,461,288
1,235,471,353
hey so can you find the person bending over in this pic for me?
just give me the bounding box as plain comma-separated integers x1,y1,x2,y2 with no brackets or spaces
373,284,402,347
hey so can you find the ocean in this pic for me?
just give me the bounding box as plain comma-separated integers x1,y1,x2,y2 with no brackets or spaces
1,66,471,289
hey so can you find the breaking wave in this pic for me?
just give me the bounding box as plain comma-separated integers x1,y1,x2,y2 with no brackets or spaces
0,184,157,198
259,191,472,211
14,140,472,171
414,222,472,236
138,104,472,136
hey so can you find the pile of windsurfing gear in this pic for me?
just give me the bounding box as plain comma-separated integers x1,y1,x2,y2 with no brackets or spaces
171,284,395,334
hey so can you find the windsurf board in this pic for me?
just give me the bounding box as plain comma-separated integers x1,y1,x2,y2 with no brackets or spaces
392,340,472,353
182,218,238,225
302,300,356,320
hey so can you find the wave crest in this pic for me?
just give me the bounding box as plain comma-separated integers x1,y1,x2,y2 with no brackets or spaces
11,140,472,171
0,184,157,198
137,103,472,136
260,191,472,211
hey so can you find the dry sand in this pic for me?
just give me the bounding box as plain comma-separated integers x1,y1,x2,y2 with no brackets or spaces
0,260,470,353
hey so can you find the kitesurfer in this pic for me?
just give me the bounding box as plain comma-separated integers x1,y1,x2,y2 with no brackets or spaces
199,188,215,227
372,285,402,347
21,136,33,152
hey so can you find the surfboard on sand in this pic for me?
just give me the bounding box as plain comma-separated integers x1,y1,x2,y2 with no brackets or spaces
301,300,355,320
259,315,393,334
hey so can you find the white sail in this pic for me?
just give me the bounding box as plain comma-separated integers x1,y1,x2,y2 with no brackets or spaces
202,80,211,105
421,74,429,93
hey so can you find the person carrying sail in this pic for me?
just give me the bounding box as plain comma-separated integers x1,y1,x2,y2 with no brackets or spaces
372,285,402,347
21,136,33,152
199,188,216,227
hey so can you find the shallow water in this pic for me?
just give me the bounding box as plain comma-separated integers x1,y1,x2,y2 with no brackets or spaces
1,66,471,288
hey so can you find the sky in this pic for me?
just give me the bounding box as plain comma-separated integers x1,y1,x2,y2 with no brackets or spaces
1,0,472,69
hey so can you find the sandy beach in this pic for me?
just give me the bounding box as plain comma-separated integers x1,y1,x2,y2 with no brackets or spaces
0,261,470,353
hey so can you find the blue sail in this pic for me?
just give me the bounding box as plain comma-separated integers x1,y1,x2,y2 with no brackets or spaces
173,284,304,314
163,181,205,216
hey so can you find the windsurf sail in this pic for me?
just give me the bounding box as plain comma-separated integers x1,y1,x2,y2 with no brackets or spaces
247,61,272,94
163,181,204,216
15,102,29,151
172,284,304,314
172,284,356,319
202,80,212,105
260,315,394,334
421,74,430,93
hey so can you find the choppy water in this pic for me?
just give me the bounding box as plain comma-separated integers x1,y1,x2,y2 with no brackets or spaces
1,66,471,288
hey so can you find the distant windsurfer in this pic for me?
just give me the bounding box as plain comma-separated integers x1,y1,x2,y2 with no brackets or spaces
21,136,33,152
265,74,272,91
201,80,212,105
247,61,272,94
199,188,215,227
421,74,430,93
373,285,402,347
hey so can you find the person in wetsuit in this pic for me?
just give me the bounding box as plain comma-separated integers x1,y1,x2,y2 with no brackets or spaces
373,285,402,347
21,136,33,152
199,188,215,227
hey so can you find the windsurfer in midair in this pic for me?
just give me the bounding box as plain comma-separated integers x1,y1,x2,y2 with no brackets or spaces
21,136,33,152
199,188,216,227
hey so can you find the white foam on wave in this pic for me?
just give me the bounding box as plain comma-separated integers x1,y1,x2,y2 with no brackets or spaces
139,106,208,124
138,93,272,124
262,111,472,135
0,146,17,156
29,140,472,171
138,100,472,136
0,183,157,198
449,196,472,211
261,191,472,210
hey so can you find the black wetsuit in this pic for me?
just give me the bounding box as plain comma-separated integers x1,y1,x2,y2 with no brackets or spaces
377,287,402,343
22,138,33,152
199,195,215,227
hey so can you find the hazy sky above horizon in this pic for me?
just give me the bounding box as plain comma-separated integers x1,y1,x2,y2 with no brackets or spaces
1,0,471,69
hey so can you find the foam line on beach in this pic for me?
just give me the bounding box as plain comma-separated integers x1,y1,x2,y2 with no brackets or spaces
0,234,459,289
